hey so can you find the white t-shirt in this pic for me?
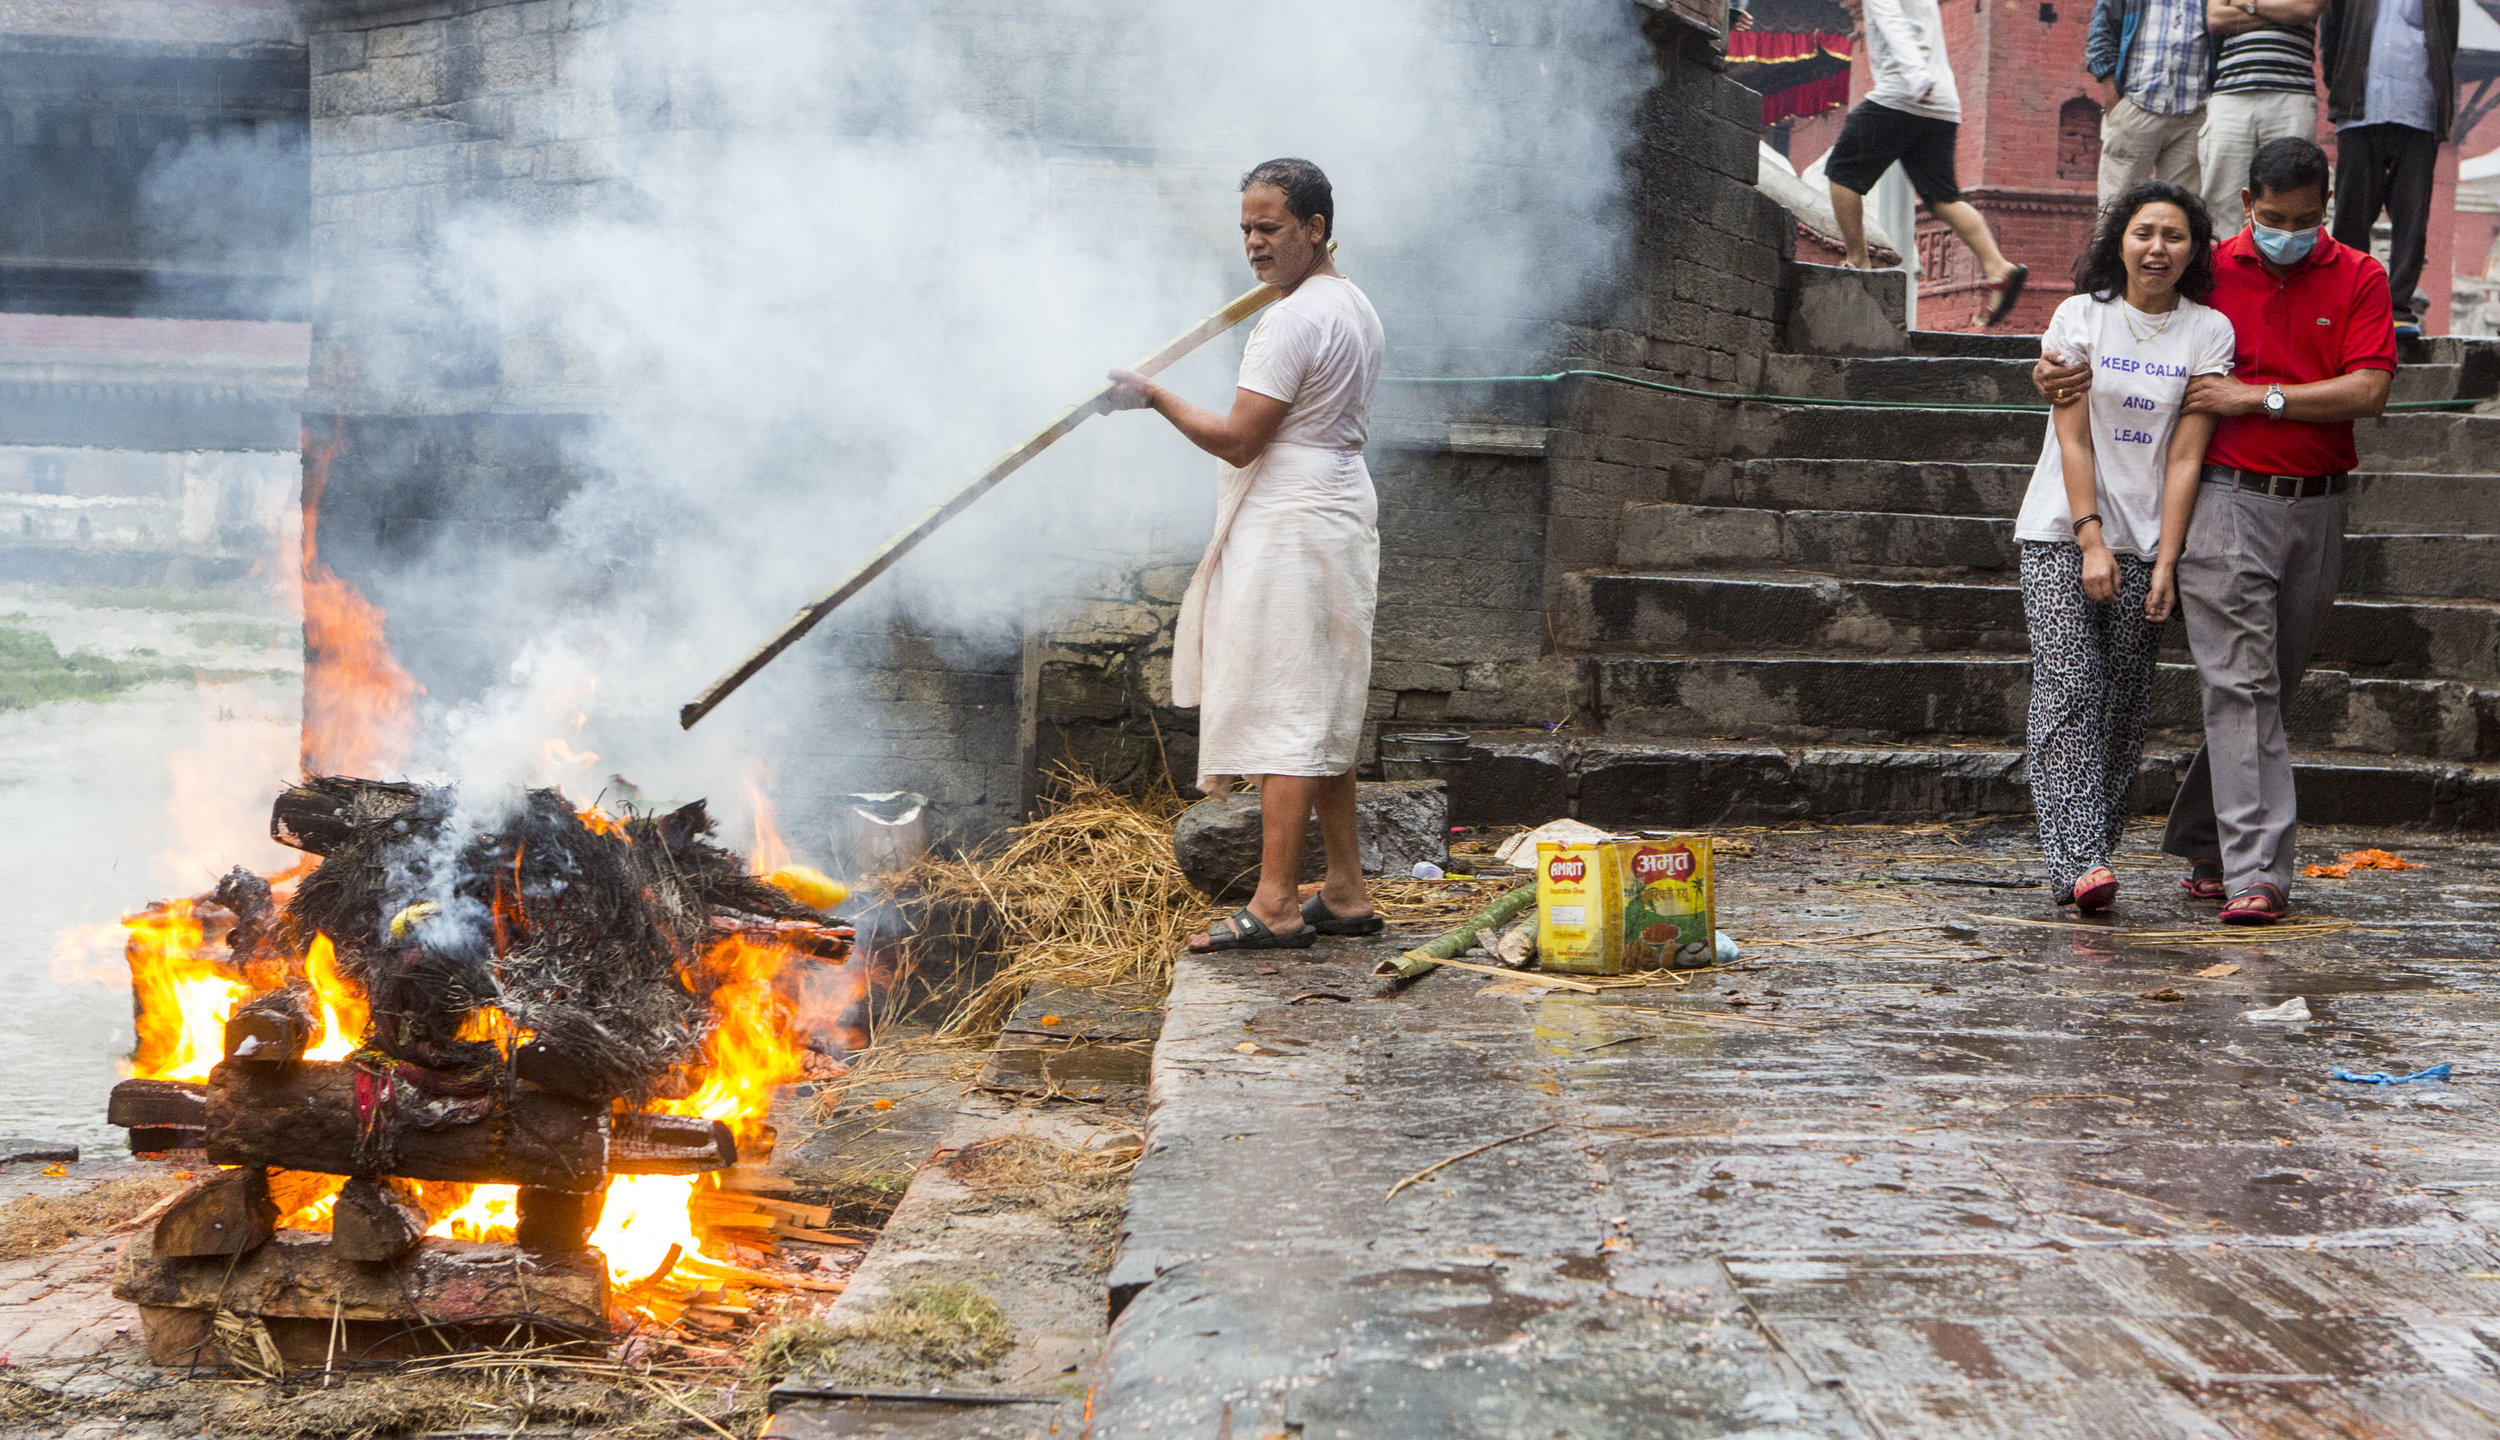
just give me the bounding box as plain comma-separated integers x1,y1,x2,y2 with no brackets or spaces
1862,0,1962,123
1236,274,1384,452
2014,293,2238,560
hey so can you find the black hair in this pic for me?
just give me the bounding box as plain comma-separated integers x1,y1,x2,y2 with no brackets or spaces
1240,158,1333,243
2071,179,2217,304
2247,136,2332,203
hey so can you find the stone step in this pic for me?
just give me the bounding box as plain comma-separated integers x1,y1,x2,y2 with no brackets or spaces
1761,354,2486,406
1888,328,2498,374
1907,329,2040,360
1618,502,2500,599
1557,570,2500,681
1587,654,2500,760
1458,730,2499,829
1733,401,2500,473
1669,459,2500,536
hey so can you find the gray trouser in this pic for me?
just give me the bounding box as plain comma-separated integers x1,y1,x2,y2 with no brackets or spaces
2160,480,2347,894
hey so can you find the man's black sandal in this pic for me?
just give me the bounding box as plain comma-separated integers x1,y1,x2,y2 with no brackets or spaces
1302,894,1385,937
2221,883,2286,926
2181,860,2225,901
1188,907,1319,953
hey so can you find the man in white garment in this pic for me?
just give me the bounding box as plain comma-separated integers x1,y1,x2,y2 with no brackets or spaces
1103,158,1387,953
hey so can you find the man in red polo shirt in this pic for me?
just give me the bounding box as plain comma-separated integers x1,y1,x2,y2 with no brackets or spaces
2035,136,2394,923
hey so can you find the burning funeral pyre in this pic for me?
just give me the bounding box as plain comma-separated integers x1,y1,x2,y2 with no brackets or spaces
98,773,860,1367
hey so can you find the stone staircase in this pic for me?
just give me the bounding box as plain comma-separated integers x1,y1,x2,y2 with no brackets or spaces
1459,305,2500,831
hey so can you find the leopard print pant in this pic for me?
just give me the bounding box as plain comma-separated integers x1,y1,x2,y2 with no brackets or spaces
2020,540,2160,892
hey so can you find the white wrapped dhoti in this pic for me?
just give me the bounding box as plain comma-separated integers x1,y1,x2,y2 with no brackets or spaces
1172,441,1379,794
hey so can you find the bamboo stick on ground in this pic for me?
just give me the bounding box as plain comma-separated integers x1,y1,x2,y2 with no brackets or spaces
1400,954,1603,993
1374,885,1537,982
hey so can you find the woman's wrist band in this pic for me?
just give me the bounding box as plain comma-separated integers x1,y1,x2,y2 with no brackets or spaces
2073,514,2103,536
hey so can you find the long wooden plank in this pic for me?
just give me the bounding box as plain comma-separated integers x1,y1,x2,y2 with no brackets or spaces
679,279,1289,730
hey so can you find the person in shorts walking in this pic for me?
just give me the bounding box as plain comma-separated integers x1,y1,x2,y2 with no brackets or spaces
1826,0,2029,325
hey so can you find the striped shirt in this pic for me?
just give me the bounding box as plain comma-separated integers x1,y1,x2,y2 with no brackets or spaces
2214,21,2317,94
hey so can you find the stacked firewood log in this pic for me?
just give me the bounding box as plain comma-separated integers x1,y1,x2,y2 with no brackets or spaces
107,777,849,1266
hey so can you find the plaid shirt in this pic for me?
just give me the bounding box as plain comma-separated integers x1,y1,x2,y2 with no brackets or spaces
2120,0,2214,114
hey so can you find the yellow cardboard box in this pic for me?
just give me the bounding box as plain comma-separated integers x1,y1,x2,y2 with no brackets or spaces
1535,835,1716,975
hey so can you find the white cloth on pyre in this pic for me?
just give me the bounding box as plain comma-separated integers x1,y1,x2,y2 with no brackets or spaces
1172,273,1384,794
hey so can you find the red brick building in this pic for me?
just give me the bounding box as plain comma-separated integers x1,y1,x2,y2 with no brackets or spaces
1779,0,2500,335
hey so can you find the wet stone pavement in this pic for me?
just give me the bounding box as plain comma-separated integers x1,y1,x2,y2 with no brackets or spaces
1093,822,2500,1438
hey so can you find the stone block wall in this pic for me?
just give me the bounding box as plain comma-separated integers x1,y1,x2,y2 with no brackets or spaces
1030,13,1798,803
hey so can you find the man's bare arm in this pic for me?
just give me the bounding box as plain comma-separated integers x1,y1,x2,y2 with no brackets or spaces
1104,371,1291,468
2033,352,2094,406
2183,369,2391,422
2207,0,2262,34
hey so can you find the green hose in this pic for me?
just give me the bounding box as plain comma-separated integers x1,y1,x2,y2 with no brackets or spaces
1379,367,2482,413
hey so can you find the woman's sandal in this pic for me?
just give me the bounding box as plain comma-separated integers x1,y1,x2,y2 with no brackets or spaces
1301,894,1384,937
1187,907,1319,953
2066,866,2118,913
2180,860,2226,901
1981,264,2030,327
2221,883,2286,926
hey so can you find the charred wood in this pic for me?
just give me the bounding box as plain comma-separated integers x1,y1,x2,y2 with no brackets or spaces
224,988,313,1067
153,1167,275,1258
514,1185,605,1254
127,1127,204,1155
512,1037,603,1101
610,1113,738,1174
108,1078,208,1130
204,1060,609,1191
269,777,427,856
113,1230,608,1334
211,868,292,986
329,1176,428,1264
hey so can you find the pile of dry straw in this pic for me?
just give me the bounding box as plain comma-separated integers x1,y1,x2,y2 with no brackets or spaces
892,771,1205,1040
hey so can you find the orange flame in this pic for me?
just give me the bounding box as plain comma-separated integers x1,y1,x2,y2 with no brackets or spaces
302,934,368,1062
588,931,820,1293
119,902,250,1083
299,427,423,776
742,763,789,876
428,1185,519,1243
673,934,812,1146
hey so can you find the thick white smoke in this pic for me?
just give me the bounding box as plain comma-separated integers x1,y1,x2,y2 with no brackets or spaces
316,0,1656,850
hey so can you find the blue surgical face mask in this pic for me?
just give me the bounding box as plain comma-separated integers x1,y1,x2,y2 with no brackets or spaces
2250,220,2319,266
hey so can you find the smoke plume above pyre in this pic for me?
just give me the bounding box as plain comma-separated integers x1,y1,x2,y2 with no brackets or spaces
307,0,1654,837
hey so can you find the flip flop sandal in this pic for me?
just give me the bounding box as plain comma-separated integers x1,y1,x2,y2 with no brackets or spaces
1983,265,2030,328
2180,860,2225,901
2221,883,2286,926
2068,866,2118,913
1301,894,1385,937
1187,907,1318,953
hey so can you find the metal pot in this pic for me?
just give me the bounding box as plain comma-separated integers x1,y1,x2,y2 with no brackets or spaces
1377,730,1473,783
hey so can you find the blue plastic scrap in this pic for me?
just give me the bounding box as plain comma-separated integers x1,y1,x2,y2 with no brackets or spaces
2331,1064,2453,1085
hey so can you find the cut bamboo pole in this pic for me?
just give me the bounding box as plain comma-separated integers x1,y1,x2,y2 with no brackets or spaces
681,267,1312,730
1374,885,1538,982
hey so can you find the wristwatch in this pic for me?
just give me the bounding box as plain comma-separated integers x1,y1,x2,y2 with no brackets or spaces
2264,383,2286,417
